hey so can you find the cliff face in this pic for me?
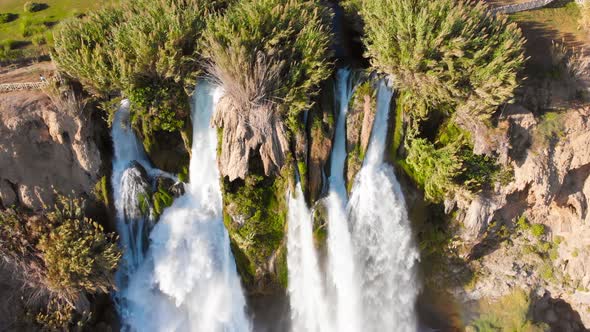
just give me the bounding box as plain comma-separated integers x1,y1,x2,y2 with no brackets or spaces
443,104,590,328
0,90,104,210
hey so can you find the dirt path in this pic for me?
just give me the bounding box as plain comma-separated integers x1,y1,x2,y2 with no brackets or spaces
0,61,55,84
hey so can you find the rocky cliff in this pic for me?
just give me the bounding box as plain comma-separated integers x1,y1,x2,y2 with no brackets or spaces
0,90,105,211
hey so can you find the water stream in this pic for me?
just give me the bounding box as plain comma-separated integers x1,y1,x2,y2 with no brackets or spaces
348,81,420,332
325,68,361,332
112,82,250,332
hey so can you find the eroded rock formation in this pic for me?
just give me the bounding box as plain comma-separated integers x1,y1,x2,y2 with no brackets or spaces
0,90,103,210
213,96,291,181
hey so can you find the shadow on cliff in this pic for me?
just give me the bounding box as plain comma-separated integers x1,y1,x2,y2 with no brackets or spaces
530,290,588,332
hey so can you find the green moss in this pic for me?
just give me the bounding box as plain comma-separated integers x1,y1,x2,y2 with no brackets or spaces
297,161,307,195
390,93,404,161
152,187,173,217
275,245,288,288
222,170,290,289
178,166,189,183
572,248,580,258
540,262,556,283
93,176,109,207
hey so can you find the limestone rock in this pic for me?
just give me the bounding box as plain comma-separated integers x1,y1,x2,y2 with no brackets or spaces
0,91,103,210
213,96,290,181
308,80,336,202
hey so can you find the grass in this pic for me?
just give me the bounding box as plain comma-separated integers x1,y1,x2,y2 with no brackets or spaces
511,1,585,43
0,0,117,56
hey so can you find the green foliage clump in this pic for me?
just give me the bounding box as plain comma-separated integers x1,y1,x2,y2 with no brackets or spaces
31,33,46,46
469,289,548,332
534,112,566,148
20,17,46,37
52,0,231,133
203,0,333,132
405,138,462,202
38,218,120,302
0,13,17,24
152,187,174,217
0,196,121,329
530,223,546,239
222,172,288,287
404,121,507,202
348,0,525,121
24,2,46,13
93,176,109,207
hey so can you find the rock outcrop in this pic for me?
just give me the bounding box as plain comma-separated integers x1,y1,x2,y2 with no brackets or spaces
213,96,290,181
0,90,103,210
446,104,590,327
453,105,590,240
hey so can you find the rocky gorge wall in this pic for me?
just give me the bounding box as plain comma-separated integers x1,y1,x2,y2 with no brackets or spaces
0,89,106,211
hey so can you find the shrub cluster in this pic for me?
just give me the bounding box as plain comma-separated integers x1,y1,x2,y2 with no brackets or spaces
24,2,46,13
0,13,18,24
347,0,525,202
202,0,333,131
52,0,232,135
0,196,121,329
348,0,525,121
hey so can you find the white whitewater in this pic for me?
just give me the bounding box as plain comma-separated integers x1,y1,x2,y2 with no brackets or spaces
114,82,251,332
112,101,156,278
287,183,332,332
348,81,420,332
325,68,361,332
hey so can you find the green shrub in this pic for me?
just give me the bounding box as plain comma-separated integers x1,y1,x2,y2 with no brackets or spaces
0,196,120,329
405,138,463,202
531,223,546,238
0,13,18,24
202,0,333,132
24,2,47,13
53,0,232,133
0,39,18,51
534,112,566,147
20,18,46,38
31,34,46,46
348,0,525,121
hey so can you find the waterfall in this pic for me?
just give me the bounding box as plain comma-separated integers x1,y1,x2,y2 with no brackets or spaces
287,183,332,332
348,81,420,332
112,82,251,332
325,68,362,332
112,102,156,280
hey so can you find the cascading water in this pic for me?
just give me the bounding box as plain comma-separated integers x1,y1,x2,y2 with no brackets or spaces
348,81,420,332
112,82,251,332
325,68,362,332
112,101,157,279
287,183,332,332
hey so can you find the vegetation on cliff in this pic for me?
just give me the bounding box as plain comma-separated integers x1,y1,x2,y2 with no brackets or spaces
203,0,333,132
348,0,525,121
52,0,232,157
0,195,121,329
348,0,525,203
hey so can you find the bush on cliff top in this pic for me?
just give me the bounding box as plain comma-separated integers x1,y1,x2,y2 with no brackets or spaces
203,0,333,132
348,0,525,121
53,0,232,134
